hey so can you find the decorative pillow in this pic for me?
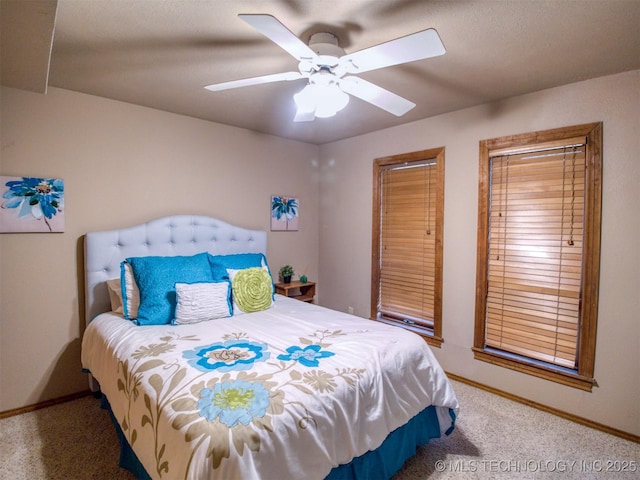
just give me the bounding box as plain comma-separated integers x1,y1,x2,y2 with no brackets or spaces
230,267,273,313
209,252,265,269
106,278,124,314
173,282,232,325
120,262,140,320
126,253,215,326
209,253,275,301
209,253,272,278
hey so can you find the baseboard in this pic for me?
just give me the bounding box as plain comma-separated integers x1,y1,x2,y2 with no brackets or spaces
0,390,93,419
446,372,639,444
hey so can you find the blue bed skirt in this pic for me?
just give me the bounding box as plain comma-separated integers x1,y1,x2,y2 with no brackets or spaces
102,395,454,479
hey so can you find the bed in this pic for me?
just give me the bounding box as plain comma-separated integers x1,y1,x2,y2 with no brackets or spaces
81,215,459,480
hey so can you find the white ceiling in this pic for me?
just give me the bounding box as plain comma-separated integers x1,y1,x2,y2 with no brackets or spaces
3,0,639,145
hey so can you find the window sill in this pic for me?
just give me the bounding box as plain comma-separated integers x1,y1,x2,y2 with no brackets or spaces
374,317,443,348
472,347,597,391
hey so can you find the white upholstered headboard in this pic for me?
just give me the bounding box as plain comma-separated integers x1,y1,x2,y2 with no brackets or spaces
84,215,267,322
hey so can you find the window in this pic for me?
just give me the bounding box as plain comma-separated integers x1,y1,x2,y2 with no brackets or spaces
371,148,445,347
473,123,602,390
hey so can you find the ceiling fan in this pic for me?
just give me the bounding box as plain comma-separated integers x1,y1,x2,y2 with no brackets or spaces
204,14,446,122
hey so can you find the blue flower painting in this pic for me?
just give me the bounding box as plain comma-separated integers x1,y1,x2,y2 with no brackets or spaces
0,176,65,232
271,195,299,231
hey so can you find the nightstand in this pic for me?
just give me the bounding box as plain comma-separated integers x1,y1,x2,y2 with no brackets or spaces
275,281,316,303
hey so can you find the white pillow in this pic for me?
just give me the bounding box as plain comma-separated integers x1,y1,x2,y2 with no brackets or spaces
121,261,140,320
106,278,124,314
174,282,232,325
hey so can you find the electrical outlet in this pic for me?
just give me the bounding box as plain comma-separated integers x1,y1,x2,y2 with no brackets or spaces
347,306,354,315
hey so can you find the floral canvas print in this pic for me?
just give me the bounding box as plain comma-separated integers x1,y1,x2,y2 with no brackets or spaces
0,176,65,233
271,195,298,231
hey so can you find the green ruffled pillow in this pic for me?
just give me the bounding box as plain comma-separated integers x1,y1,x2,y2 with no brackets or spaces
231,267,273,313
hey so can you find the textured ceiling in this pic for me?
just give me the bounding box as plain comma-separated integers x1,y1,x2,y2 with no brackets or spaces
4,0,640,145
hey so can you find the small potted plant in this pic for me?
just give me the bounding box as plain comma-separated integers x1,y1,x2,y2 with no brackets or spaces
279,264,294,284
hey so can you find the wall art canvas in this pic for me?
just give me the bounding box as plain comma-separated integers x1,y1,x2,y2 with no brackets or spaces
0,176,65,233
271,195,299,231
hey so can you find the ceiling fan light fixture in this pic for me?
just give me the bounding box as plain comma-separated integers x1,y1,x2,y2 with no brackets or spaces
315,85,349,117
294,83,349,119
293,84,317,113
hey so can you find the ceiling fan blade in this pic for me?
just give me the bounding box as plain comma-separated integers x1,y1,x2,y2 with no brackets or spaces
238,14,319,62
339,76,415,116
204,71,304,92
340,28,445,74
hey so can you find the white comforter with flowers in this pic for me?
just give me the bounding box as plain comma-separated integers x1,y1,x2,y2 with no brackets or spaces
82,294,459,480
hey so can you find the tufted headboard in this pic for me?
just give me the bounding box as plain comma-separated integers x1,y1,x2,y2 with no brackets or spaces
84,215,267,322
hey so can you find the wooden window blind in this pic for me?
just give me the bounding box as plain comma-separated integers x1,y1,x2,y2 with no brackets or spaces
372,148,444,346
473,123,602,391
487,145,585,368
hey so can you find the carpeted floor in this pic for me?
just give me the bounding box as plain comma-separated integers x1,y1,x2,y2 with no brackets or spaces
1,380,637,479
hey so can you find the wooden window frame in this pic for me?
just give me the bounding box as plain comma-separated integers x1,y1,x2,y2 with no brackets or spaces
371,147,445,348
473,123,602,391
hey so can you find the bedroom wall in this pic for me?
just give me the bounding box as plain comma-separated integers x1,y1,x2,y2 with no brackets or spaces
0,86,320,412
317,70,640,436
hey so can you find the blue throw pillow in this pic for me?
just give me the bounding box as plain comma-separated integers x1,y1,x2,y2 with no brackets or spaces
209,253,275,300
208,253,268,271
127,253,215,325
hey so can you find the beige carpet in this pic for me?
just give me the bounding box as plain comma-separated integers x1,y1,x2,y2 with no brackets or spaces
1,380,637,479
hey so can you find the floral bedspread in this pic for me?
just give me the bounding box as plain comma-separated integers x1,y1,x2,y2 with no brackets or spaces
82,295,459,480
